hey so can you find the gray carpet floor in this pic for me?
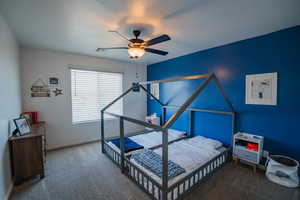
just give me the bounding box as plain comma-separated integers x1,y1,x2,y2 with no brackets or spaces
11,142,299,200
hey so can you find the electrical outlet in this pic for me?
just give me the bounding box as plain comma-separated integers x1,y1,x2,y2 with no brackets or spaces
263,150,269,158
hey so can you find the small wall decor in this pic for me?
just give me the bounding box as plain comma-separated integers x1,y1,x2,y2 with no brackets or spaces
150,83,159,100
246,72,277,105
53,88,63,96
49,77,59,85
31,78,50,97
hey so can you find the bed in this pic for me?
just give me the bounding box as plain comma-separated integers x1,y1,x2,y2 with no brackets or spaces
101,73,235,200
107,129,187,154
128,136,227,199
131,136,224,185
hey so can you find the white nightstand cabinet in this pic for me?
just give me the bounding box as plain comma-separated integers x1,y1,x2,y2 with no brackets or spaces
233,132,264,165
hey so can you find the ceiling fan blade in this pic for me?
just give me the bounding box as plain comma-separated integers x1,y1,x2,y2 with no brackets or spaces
145,48,168,56
146,34,171,46
96,47,128,52
108,30,130,42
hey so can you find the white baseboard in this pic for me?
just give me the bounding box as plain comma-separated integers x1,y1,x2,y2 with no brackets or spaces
47,139,101,151
4,182,13,200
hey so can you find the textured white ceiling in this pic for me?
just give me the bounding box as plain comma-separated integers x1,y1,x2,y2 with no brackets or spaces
0,0,300,65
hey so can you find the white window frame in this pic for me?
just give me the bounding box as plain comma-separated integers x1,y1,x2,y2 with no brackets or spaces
70,68,123,124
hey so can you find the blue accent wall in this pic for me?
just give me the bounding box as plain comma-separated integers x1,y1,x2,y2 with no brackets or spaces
147,26,300,161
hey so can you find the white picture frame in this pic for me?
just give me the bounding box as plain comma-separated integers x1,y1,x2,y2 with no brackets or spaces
150,83,159,100
246,72,277,105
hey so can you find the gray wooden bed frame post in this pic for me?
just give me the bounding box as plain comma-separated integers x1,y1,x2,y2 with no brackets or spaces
100,86,134,153
101,111,105,153
162,128,168,200
120,117,125,173
189,110,194,137
231,112,236,146
162,107,166,126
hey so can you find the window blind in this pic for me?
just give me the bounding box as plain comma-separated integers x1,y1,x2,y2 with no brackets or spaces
71,69,123,123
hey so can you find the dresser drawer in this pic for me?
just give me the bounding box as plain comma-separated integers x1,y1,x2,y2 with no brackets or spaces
233,147,258,164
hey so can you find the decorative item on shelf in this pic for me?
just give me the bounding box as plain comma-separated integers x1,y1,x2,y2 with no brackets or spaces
145,113,160,130
246,72,277,105
31,78,50,97
53,88,63,96
21,111,39,124
31,111,39,124
13,117,31,136
145,113,160,125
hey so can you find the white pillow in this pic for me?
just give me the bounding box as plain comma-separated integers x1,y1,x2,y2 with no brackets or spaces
168,129,186,137
186,135,222,149
203,137,223,149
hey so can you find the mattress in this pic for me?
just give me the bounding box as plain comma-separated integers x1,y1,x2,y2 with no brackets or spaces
107,129,186,154
130,136,225,186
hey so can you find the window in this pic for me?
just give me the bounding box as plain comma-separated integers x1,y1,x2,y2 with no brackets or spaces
71,69,123,123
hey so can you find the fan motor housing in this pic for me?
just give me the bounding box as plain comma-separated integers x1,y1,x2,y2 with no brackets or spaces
128,41,145,48
129,38,144,44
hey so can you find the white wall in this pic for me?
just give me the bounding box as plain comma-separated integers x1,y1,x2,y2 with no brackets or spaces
0,13,21,200
20,48,147,150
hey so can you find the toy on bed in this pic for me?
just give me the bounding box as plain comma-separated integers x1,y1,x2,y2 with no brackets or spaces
107,129,186,154
110,137,144,153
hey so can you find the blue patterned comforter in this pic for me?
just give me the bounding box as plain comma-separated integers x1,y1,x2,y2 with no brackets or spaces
131,149,186,180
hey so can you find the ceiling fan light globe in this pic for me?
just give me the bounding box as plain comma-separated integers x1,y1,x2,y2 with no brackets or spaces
128,48,145,58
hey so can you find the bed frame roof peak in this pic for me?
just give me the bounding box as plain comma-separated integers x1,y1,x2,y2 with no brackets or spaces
102,73,234,129
138,73,213,85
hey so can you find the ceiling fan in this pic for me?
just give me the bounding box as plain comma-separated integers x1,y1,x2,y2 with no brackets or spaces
96,30,171,59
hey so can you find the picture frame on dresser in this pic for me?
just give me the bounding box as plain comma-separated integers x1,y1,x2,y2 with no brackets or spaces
13,117,31,136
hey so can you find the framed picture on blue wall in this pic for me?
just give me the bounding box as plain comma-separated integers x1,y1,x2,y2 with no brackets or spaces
246,72,277,105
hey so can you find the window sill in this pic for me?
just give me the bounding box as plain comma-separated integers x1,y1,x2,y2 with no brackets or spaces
72,117,117,126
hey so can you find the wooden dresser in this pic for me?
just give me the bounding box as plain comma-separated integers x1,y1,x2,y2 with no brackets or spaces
9,121,46,185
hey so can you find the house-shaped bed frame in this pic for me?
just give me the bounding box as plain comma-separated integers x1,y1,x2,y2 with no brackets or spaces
101,73,236,200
